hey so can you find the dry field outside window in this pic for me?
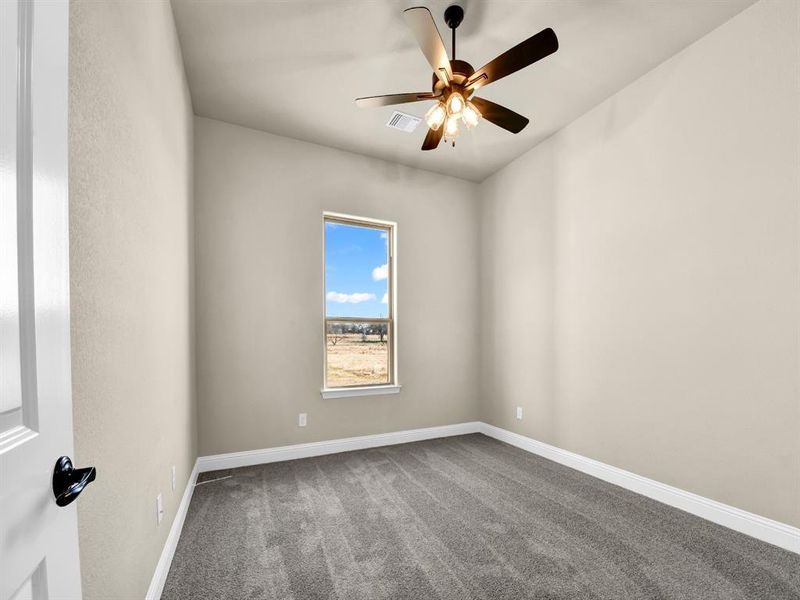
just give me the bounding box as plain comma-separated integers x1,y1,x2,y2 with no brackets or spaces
324,216,393,389
326,332,389,387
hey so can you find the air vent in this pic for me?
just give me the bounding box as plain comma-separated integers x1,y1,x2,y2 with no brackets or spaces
386,111,421,133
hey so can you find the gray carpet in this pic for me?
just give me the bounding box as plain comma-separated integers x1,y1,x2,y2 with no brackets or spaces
162,434,800,599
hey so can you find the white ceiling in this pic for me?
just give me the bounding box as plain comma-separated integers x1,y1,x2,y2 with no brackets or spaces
171,0,755,182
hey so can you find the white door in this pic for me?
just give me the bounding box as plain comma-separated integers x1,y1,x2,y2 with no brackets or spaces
1,1,84,598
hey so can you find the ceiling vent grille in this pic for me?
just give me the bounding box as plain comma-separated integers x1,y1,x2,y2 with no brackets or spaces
386,111,421,133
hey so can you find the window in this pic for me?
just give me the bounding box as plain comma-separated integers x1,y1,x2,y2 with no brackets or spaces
323,213,397,396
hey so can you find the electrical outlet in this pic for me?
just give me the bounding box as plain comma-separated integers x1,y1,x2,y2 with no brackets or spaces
156,493,164,525
516,406,523,420
298,413,307,427
171,466,176,492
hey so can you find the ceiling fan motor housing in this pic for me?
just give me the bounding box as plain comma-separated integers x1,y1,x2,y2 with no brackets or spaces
432,59,475,95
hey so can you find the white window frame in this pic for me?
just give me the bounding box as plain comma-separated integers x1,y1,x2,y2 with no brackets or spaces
321,212,400,399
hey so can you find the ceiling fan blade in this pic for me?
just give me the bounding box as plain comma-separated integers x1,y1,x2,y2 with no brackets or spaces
469,97,529,134
421,126,443,151
355,92,436,108
403,7,452,86
466,28,558,93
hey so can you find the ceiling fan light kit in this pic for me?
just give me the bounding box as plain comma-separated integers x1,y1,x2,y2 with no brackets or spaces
446,92,464,118
355,4,558,151
462,101,481,129
444,115,461,142
425,102,447,131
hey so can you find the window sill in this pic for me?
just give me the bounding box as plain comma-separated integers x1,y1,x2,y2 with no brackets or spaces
320,384,402,400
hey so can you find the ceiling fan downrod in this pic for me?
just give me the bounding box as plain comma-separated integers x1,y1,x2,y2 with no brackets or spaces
444,5,465,148
444,4,464,60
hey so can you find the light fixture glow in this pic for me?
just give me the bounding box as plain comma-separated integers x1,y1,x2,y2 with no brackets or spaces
425,102,447,131
444,115,460,140
446,92,465,118
462,101,482,129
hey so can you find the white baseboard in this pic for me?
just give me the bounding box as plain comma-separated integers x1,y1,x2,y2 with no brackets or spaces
146,461,199,600
197,421,482,473
479,423,800,555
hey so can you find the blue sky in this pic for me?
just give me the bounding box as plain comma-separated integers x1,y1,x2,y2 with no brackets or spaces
325,222,388,318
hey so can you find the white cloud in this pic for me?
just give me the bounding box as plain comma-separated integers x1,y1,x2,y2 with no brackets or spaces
381,293,388,304
372,263,388,281
380,232,388,240
326,291,376,304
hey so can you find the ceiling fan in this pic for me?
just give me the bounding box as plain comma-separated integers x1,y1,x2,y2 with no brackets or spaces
355,5,558,150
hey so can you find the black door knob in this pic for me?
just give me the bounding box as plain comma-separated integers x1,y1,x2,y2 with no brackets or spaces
53,456,96,506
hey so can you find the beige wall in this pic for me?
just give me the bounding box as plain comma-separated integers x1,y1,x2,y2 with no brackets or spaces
480,0,800,528
69,1,196,598
194,117,480,455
